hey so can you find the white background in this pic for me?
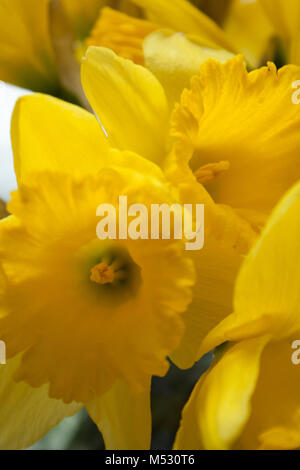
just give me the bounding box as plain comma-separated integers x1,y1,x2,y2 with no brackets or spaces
0,82,31,200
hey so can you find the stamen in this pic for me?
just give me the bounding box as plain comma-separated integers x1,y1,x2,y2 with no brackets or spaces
194,160,230,184
78,240,142,302
90,263,115,285
89,259,128,285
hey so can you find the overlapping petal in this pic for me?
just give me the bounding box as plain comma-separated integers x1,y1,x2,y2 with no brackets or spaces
199,181,300,358
60,0,105,40
0,0,59,91
131,0,235,51
81,46,169,163
174,337,267,450
87,379,151,450
144,30,234,107
0,356,81,450
224,0,275,68
11,93,108,184
176,181,300,450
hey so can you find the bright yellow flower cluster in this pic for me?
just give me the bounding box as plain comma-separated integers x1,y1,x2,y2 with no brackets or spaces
0,0,300,451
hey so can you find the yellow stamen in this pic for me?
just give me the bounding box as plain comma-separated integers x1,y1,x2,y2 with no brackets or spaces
85,7,158,65
194,160,230,184
90,262,115,285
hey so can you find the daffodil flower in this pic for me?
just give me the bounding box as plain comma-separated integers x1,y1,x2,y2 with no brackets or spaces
84,0,235,66
0,91,197,449
84,0,300,75
225,0,300,67
0,0,235,97
0,0,140,96
0,0,232,98
0,0,88,98
174,180,300,450
0,0,60,93
81,46,300,368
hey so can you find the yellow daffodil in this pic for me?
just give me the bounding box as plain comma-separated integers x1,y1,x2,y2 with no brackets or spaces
84,0,236,66
0,0,140,95
84,0,300,73
0,0,235,95
0,0,60,93
225,0,300,67
174,180,300,450
0,0,92,98
81,46,300,368
0,91,196,449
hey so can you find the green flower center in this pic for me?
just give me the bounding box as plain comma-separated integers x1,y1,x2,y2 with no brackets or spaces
77,240,142,305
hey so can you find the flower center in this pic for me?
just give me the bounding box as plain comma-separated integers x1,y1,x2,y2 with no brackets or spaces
193,160,230,185
89,257,129,285
76,240,142,305
90,262,115,285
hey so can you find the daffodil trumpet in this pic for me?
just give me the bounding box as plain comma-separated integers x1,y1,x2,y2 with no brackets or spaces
0,90,196,450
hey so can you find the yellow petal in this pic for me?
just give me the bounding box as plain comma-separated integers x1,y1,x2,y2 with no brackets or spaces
224,0,275,68
166,157,259,369
49,0,90,107
291,28,300,65
60,0,105,40
87,379,151,450
173,374,207,450
61,0,143,41
239,339,300,449
0,355,81,449
171,236,242,369
174,337,267,450
171,56,300,214
260,0,300,42
12,93,165,188
81,46,169,163
11,93,109,184
234,180,300,339
199,181,300,357
259,0,300,64
85,7,158,65
0,0,59,92
130,0,235,51
144,30,235,107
